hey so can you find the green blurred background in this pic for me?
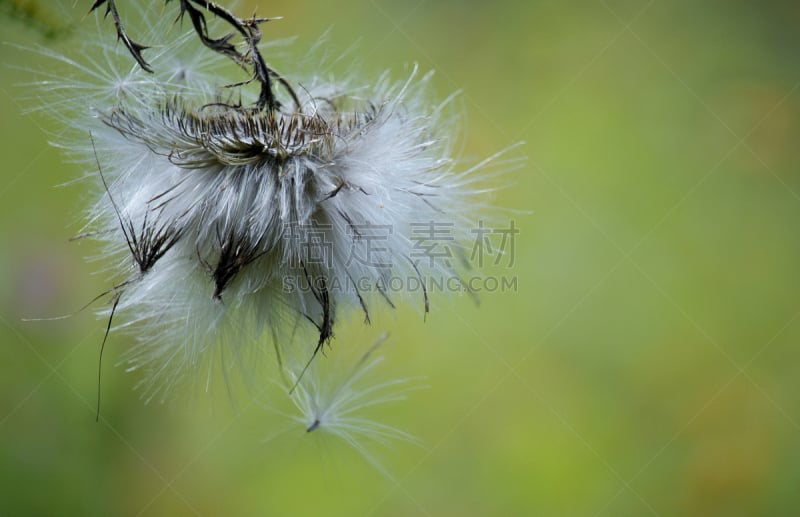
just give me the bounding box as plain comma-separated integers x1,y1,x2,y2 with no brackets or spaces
2,0,800,515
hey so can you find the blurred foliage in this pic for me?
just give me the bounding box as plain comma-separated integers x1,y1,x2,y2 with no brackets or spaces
0,0,72,39
2,0,800,515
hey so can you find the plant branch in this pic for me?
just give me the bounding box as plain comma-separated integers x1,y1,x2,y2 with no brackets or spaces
90,0,299,111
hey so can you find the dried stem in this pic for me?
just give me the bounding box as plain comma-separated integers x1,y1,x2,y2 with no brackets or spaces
89,0,153,72
89,0,298,111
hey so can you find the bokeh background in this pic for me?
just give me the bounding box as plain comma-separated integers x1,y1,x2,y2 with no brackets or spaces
2,0,800,515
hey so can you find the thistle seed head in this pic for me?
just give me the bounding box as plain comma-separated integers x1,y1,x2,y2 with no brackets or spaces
28,1,515,402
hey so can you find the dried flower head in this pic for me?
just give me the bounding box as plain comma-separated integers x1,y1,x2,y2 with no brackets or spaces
27,1,514,403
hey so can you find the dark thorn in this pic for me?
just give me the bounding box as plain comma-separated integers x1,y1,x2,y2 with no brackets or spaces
96,293,120,422
91,133,137,262
321,178,345,202
409,258,429,319
289,264,334,394
376,282,396,309
93,0,153,72
210,225,266,299
349,273,370,325
337,209,361,239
